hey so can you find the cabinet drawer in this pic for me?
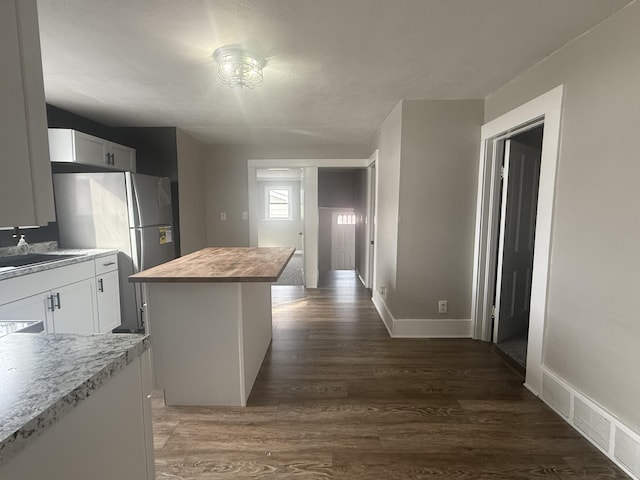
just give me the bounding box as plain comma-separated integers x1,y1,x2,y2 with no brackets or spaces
95,253,118,276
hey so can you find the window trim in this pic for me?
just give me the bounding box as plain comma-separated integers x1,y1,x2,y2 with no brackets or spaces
264,185,294,220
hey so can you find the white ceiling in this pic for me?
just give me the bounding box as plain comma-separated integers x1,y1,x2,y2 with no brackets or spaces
37,0,631,146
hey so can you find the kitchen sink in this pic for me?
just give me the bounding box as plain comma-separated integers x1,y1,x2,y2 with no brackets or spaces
0,253,82,269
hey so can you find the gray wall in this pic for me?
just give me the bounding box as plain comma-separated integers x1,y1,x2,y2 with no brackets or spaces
203,143,369,247
373,100,483,319
485,1,640,432
373,102,403,307
395,100,483,318
318,208,333,272
176,129,206,255
318,170,356,207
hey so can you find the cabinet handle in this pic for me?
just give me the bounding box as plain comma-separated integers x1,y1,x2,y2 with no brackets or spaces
102,261,116,266
48,295,55,312
55,292,61,310
98,278,104,292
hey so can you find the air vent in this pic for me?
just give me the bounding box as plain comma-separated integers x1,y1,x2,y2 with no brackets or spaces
614,427,640,478
573,396,611,452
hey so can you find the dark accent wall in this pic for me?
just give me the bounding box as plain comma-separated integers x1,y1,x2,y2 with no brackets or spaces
116,127,180,256
45,105,181,256
318,169,356,208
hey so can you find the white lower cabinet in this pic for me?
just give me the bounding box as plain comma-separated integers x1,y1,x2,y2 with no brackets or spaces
96,269,121,333
0,349,155,480
48,278,97,334
0,255,121,334
0,291,48,324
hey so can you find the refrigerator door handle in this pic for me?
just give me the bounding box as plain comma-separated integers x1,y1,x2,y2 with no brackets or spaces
134,227,145,272
132,175,144,227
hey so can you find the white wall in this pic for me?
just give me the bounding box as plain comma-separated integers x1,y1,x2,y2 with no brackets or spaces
257,180,302,250
485,1,640,433
176,129,206,255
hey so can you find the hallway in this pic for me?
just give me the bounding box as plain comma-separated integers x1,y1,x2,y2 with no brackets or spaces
153,272,625,479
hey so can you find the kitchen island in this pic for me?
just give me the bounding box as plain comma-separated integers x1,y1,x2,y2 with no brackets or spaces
0,332,154,480
129,247,295,406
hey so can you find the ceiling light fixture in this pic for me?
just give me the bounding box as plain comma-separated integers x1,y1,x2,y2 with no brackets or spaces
213,45,264,89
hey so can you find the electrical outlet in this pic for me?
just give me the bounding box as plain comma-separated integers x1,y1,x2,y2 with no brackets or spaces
438,300,448,314
242,211,248,220
220,212,227,221
379,286,386,296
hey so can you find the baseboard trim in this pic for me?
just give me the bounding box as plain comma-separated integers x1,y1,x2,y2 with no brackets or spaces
371,290,472,338
372,289,394,336
541,367,640,480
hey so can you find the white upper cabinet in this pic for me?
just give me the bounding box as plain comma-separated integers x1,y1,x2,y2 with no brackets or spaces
0,0,55,227
49,129,137,172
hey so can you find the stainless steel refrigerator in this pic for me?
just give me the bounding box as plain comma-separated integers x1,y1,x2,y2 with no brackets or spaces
53,172,175,332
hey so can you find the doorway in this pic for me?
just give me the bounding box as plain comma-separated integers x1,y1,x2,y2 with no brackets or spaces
492,126,543,370
331,210,356,270
471,85,563,395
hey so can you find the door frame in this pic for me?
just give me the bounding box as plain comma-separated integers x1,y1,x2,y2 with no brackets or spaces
471,85,563,395
364,150,378,289
248,158,369,288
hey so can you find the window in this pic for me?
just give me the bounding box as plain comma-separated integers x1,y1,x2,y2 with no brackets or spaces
266,186,292,219
336,214,356,225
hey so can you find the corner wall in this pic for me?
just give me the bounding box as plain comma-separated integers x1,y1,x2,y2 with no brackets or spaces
176,129,206,255
372,100,483,335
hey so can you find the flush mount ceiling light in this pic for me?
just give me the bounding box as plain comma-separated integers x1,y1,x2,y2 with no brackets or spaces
213,45,264,89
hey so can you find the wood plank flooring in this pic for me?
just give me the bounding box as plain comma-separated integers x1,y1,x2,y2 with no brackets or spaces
153,271,627,479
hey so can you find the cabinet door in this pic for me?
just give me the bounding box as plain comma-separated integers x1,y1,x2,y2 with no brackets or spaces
0,0,55,227
74,131,110,168
109,143,136,172
96,270,121,333
51,278,97,334
0,292,51,331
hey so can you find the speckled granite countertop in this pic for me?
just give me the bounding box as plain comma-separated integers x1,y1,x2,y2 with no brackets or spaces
0,333,149,465
0,246,117,282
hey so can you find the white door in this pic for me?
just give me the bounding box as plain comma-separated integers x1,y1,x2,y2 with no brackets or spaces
96,270,121,332
494,139,542,343
331,212,356,270
109,143,136,171
51,278,98,334
74,131,110,167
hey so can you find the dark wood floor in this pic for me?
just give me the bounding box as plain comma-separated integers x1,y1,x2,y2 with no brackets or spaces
153,271,627,479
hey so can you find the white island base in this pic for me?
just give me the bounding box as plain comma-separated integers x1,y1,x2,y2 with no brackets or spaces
146,282,272,406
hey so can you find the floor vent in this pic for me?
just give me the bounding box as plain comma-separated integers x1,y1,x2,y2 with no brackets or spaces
614,427,640,478
542,371,570,418
573,396,611,452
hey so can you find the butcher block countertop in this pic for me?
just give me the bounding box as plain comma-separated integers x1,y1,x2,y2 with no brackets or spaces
129,247,295,283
